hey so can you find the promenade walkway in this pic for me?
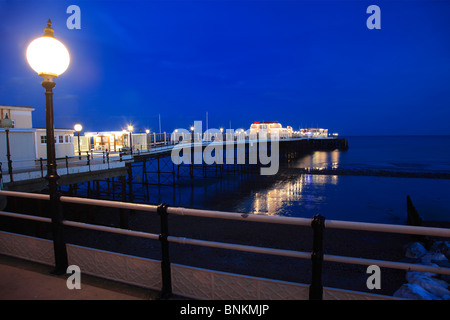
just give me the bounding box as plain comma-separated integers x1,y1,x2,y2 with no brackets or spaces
0,254,157,300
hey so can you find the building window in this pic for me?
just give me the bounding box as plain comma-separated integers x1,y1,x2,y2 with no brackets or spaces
41,136,47,144
59,135,64,143
65,135,69,143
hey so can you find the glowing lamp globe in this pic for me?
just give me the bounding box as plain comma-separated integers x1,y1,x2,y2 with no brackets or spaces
74,123,82,132
26,19,70,78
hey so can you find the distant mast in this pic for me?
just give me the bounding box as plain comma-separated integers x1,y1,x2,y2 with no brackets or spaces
159,114,161,134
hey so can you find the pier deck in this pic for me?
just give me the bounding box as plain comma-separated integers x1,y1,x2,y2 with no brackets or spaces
1,137,348,193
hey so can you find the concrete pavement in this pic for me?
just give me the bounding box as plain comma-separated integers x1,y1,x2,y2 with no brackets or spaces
0,254,158,300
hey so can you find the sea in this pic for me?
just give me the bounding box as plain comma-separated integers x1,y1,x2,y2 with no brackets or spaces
243,135,450,224
77,135,450,225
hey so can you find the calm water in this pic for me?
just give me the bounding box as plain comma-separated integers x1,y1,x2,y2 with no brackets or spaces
76,136,450,224
294,136,450,173
233,136,450,223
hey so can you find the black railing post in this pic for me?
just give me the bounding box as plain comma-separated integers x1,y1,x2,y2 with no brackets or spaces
51,191,68,275
157,203,172,299
40,157,44,177
309,214,325,300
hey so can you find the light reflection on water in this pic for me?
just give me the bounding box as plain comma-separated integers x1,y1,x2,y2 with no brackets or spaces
230,136,450,223
248,174,338,216
293,150,341,170
65,136,450,223
234,172,450,223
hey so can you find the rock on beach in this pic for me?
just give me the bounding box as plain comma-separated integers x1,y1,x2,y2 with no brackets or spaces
394,241,450,300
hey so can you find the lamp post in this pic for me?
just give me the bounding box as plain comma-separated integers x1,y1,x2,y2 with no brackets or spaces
145,129,150,150
26,19,70,274
190,126,195,143
0,113,14,182
122,129,127,151
189,126,195,177
74,123,82,160
127,125,133,154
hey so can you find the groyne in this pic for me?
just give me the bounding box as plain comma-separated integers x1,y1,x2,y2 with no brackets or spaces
285,167,450,180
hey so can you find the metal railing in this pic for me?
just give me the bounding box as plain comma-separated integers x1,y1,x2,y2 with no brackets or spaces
0,135,178,182
0,189,449,300
1,136,342,184
0,152,131,182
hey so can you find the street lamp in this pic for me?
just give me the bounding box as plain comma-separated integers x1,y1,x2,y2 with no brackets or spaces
127,125,133,153
74,123,82,160
0,113,14,182
190,126,195,143
145,129,150,150
122,129,127,150
26,19,70,274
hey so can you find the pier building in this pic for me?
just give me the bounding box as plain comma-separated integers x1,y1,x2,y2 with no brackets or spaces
249,121,293,139
0,105,75,167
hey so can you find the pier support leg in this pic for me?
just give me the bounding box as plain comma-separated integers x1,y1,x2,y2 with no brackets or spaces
95,180,100,198
155,157,160,186
127,164,134,204
120,176,129,229
172,162,176,187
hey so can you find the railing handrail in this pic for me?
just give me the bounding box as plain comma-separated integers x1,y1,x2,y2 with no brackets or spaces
1,190,449,237
1,189,450,300
1,207,449,277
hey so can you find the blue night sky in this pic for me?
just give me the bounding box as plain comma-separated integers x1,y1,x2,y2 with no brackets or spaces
1,0,450,136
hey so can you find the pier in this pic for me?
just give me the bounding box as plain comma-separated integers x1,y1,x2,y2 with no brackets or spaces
1,136,348,195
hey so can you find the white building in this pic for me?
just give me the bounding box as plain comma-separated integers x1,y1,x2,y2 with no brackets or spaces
83,131,170,153
249,121,293,139
34,128,75,160
83,131,129,152
299,128,329,138
0,105,75,168
0,105,34,128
